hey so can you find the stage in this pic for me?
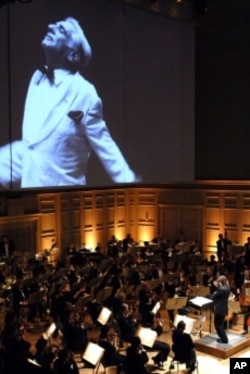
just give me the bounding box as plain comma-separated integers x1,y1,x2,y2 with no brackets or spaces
195,332,250,359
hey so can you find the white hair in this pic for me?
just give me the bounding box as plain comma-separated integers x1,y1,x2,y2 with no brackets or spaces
65,16,92,70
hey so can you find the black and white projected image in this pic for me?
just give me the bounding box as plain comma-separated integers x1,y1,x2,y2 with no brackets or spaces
0,0,195,191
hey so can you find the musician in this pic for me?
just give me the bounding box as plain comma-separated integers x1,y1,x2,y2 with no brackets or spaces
50,281,71,323
28,266,48,322
67,262,83,287
15,260,29,279
202,265,217,293
209,275,230,344
12,275,29,318
62,309,88,352
152,260,166,296
86,260,102,284
53,348,79,374
234,256,247,291
162,239,176,262
104,290,127,319
0,234,15,257
107,235,119,258
117,303,170,368
98,324,126,372
108,267,124,296
34,336,57,373
190,239,202,255
216,233,230,263
122,233,134,253
138,282,159,326
126,336,149,374
172,320,196,374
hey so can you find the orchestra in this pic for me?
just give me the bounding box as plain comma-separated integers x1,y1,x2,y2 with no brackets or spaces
0,232,249,372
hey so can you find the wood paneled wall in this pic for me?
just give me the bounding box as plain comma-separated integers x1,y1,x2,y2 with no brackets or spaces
1,182,250,260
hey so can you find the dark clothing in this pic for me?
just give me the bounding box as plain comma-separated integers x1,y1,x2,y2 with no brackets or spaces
116,313,169,364
12,283,29,316
99,339,126,368
210,284,230,343
63,321,88,352
211,285,230,316
116,313,137,343
126,346,149,374
0,239,15,257
216,238,230,262
53,358,79,374
172,330,196,370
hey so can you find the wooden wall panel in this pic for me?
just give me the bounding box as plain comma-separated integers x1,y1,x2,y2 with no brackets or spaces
4,184,250,259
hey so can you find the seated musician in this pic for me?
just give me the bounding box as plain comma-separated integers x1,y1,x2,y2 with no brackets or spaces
202,265,217,293
151,260,166,296
126,336,150,374
117,303,170,368
138,282,160,326
12,275,29,318
172,320,196,374
34,336,57,373
50,281,72,323
28,266,48,322
62,309,88,352
53,348,79,374
98,324,126,372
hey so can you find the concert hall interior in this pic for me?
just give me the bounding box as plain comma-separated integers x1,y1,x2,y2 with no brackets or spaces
0,0,250,373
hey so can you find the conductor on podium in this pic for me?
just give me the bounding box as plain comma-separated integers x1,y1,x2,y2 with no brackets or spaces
210,275,230,344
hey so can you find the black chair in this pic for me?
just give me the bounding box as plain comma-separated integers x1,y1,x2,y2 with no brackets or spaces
169,355,199,374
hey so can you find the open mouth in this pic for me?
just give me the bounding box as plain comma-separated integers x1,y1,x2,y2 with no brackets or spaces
44,33,53,41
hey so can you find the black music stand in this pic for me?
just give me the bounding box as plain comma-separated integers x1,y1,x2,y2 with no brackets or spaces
189,296,213,336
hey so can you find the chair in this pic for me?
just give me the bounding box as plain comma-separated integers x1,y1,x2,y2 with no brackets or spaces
169,356,199,373
169,340,198,374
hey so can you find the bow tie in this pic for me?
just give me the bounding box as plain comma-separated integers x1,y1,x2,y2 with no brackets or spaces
39,65,54,82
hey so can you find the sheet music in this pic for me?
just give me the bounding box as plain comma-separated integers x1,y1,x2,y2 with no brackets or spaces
97,307,112,325
152,301,161,315
136,326,157,348
82,342,105,366
42,322,56,340
189,296,212,308
174,314,196,334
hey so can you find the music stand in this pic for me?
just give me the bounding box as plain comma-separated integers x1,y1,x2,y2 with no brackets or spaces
174,314,196,334
82,341,105,374
136,326,157,348
97,307,112,325
148,279,161,290
189,286,210,298
189,296,213,336
165,297,188,311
